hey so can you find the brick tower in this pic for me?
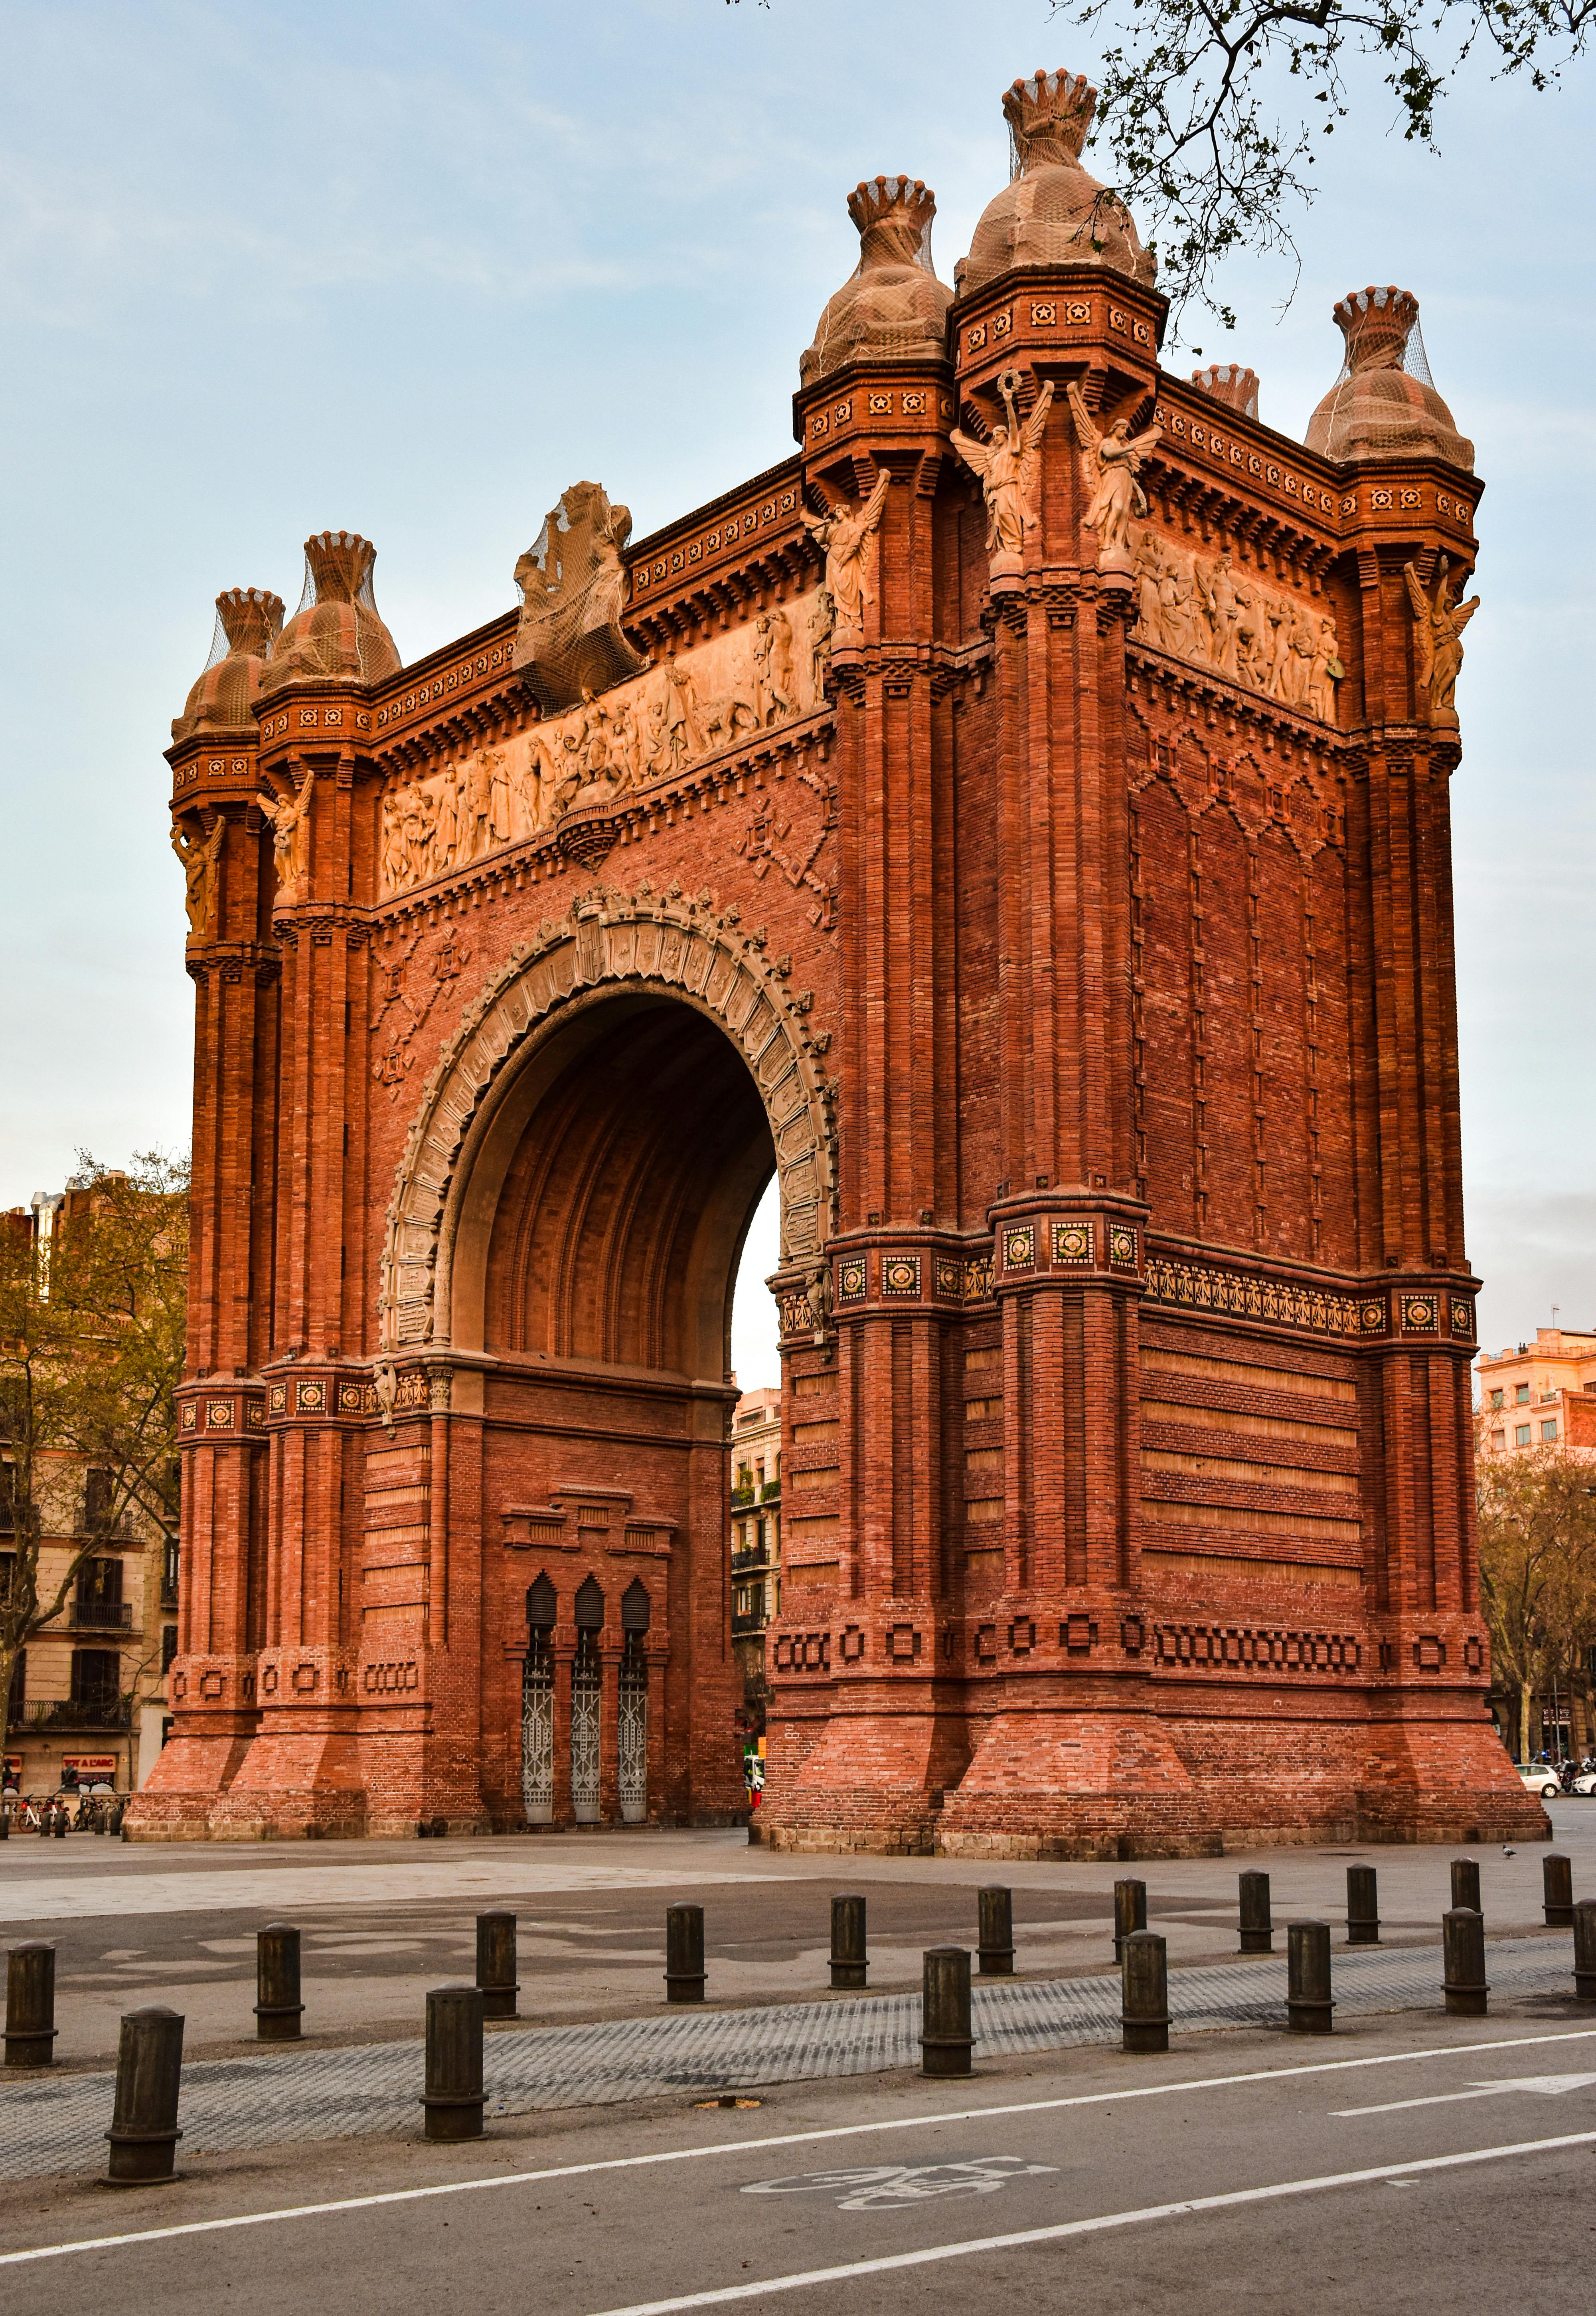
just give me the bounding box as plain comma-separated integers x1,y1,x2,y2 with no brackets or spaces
134,71,1541,1850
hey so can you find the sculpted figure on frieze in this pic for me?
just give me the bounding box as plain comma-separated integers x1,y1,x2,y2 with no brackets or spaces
1404,554,1478,725
261,766,316,909
950,368,1055,578
1127,520,1342,726
512,480,648,713
377,585,832,898
171,816,226,942
802,470,890,649
1066,382,1163,572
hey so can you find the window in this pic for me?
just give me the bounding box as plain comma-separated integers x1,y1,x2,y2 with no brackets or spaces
1515,1424,1532,1447
6,1650,22,1714
70,1649,120,1715
84,1466,115,1533
1490,1429,1505,1450
1516,1384,1530,1404
161,1625,178,1672
1489,1390,1503,1410
1542,1420,1559,1442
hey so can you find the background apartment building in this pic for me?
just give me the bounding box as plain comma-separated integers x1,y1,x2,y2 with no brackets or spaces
730,1385,780,1697
1476,1326,1596,1460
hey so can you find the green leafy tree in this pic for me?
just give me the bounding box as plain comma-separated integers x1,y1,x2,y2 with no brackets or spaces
0,1154,187,1780
1475,1440,1596,1761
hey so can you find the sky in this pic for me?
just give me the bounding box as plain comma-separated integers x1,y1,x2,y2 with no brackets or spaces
1,0,1591,1390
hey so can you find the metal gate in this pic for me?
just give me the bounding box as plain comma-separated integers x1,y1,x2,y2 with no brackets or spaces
570,1632,601,1824
521,1630,554,1826
618,1635,647,1824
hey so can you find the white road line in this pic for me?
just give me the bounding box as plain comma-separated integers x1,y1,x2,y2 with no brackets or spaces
1335,2069,1596,2116
581,2131,1596,2316
2,2025,1593,2269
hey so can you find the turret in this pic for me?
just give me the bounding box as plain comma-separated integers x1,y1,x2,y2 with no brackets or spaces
955,68,1155,297
800,174,951,386
259,531,400,695
1304,287,1473,468
171,587,284,742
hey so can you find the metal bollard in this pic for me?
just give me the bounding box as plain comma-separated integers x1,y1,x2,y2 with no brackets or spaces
110,1801,126,1837
1238,1870,1273,1954
422,1985,484,2140
1443,1907,1488,2017
5,1943,58,2067
1450,1857,1481,1916
0,1806,8,1839
1346,1864,1380,1945
1543,1853,1574,1929
476,1913,519,2020
105,2006,185,2183
665,1903,706,2004
977,1885,1014,1976
1287,1921,1334,2034
920,1947,972,2077
1121,1930,1169,2055
255,1924,303,2041
52,1805,66,1839
1113,1877,1147,1963
830,1893,867,1990
1574,1899,1596,2001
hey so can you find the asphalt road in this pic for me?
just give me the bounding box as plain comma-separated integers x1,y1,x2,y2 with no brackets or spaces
3,1806,1588,2064
3,2006,1594,2314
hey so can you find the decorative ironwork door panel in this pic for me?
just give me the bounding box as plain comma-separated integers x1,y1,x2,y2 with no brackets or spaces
570,1641,601,1823
618,1648,647,1824
521,1638,554,1826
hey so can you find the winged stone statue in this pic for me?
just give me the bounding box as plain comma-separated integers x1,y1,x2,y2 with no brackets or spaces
1066,382,1163,571
950,370,1055,576
1403,555,1478,724
171,815,226,941
802,468,891,649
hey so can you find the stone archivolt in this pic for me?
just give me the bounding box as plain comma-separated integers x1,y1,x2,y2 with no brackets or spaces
378,587,827,898
1128,521,1343,723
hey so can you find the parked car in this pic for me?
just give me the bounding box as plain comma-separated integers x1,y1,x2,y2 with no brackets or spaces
1570,1769,1596,1797
1517,1765,1562,1800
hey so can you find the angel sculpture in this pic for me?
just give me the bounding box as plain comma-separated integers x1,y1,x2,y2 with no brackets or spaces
950,370,1055,577
802,467,890,648
1403,555,1479,723
1066,382,1163,572
170,816,226,941
261,766,316,907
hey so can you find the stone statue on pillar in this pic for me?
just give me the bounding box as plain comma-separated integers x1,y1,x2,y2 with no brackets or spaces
951,368,1055,578
1066,382,1163,575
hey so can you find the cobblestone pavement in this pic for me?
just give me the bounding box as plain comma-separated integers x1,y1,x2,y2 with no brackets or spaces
0,1935,1580,2180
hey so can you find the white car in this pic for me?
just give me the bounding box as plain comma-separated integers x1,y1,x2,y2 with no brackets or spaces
1517,1766,1561,1800
1572,1771,1596,1798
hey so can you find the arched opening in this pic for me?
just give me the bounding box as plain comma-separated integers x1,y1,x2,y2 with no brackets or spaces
442,981,782,1829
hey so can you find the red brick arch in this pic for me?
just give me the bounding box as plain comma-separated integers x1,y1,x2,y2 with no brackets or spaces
379,888,837,1357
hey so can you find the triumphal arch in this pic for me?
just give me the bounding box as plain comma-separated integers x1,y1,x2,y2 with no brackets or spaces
136,70,1541,1849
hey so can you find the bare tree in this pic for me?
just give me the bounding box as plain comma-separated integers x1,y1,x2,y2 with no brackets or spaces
0,1154,187,1782
1046,0,1593,321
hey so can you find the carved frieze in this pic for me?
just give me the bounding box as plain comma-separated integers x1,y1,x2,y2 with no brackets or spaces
1129,522,1343,724
379,587,829,900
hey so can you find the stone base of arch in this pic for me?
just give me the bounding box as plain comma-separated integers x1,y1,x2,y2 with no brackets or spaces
758,1697,1547,1859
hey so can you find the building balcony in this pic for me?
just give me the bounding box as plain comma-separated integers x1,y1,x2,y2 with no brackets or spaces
759,1481,781,1503
731,1487,755,1509
15,1698,133,1732
731,1546,771,1574
69,1601,135,1632
731,1610,769,1638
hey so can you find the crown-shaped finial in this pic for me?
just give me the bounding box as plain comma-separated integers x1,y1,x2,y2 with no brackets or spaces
1002,68,1096,170
1332,286,1421,373
846,175,937,268
1191,364,1260,420
215,587,284,658
304,531,376,605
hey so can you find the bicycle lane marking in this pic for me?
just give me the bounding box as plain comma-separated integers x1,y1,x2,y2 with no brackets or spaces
4,2023,1594,2268
581,2131,1596,2316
